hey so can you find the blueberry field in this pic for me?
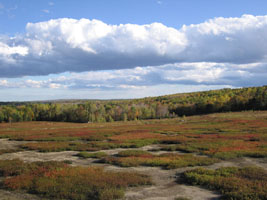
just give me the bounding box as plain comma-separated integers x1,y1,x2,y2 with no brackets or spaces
0,110,266,200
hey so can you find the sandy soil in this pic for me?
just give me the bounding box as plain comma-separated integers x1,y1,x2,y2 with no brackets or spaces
0,139,33,150
106,166,220,200
120,156,267,200
0,139,266,200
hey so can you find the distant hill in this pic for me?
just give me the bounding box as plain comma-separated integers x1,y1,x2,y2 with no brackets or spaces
0,85,267,123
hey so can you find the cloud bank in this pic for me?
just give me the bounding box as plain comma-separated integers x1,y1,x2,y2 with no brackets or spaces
1,14,267,78
1,62,266,91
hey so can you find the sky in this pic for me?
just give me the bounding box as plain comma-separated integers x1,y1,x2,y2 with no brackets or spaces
0,0,267,101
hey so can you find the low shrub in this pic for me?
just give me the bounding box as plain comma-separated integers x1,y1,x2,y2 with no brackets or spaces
175,197,191,200
117,150,152,157
20,140,158,152
20,142,102,152
1,159,152,200
0,159,65,176
101,153,219,169
76,151,108,159
180,166,267,200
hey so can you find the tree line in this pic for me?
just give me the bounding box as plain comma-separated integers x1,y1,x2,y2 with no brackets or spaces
0,86,267,123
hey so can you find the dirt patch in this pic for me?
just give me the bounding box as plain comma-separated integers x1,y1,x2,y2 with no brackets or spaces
0,139,265,200
0,139,31,150
0,150,97,166
0,148,221,200
101,155,267,200
0,189,44,200
97,144,163,155
206,157,267,169
119,166,220,200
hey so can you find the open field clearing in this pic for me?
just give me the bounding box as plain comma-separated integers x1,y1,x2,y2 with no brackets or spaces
0,111,266,199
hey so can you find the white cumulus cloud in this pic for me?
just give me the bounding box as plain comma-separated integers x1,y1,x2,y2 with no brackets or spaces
0,42,28,63
0,14,267,91
0,18,188,77
180,14,267,63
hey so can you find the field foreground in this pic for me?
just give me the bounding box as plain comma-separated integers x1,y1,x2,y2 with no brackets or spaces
0,111,266,200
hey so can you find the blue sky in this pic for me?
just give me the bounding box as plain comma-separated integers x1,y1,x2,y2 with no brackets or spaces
0,0,267,101
2,0,267,34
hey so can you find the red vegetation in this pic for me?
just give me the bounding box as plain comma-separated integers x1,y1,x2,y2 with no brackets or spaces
1,159,152,200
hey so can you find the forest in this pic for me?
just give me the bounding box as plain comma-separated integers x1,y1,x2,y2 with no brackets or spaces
0,85,267,123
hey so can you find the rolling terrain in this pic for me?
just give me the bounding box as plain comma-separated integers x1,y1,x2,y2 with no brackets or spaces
0,86,267,123
0,110,266,199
